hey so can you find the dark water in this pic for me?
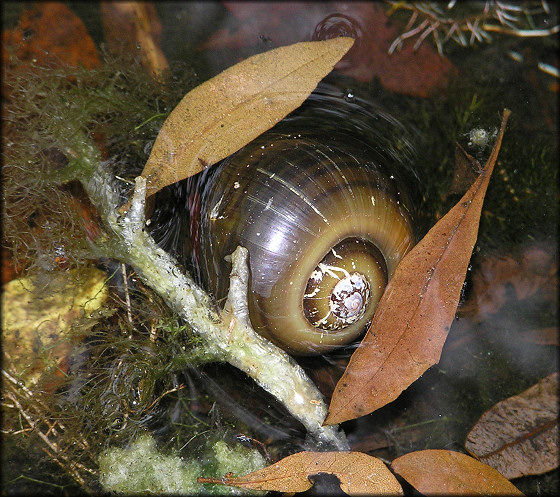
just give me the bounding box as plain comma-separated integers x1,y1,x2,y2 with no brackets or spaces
2,1,558,495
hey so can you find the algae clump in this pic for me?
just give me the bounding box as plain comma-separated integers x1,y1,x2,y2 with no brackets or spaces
99,434,266,495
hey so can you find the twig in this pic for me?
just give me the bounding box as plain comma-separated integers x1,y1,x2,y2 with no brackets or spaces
72,144,349,450
482,23,560,36
3,369,98,485
121,262,133,325
222,246,348,450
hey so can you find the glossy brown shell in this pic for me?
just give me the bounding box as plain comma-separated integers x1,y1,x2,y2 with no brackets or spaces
190,125,416,355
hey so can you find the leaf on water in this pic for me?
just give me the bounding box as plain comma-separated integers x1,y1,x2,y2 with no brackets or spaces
325,109,511,426
465,372,559,479
391,449,525,495
197,451,403,495
140,37,354,197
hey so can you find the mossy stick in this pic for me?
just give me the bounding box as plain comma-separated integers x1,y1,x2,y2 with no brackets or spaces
72,143,348,450
222,245,348,450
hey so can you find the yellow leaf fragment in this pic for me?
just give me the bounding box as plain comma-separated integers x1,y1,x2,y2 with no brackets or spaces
198,451,403,495
141,37,354,197
2,268,108,386
325,109,511,425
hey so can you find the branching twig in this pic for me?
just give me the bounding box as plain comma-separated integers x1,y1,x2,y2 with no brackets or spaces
71,142,349,450
222,246,348,449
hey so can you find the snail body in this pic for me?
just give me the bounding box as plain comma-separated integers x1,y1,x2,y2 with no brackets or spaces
152,84,418,355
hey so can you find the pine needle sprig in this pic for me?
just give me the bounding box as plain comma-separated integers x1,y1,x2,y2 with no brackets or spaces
385,1,559,55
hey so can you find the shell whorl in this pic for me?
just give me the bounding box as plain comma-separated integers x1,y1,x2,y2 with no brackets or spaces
190,121,416,355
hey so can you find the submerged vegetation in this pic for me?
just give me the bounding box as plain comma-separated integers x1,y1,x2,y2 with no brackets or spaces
2,54,274,492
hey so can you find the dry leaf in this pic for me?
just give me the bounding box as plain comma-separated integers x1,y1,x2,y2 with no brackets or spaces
141,37,354,197
197,451,403,495
325,110,511,426
391,449,524,495
465,373,559,479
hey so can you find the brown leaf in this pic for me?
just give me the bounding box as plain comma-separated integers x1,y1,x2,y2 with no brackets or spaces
2,2,100,72
140,37,354,197
462,243,558,322
519,328,559,346
198,451,403,495
444,143,482,200
465,373,559,479
325,110,511,426
391,449,524,495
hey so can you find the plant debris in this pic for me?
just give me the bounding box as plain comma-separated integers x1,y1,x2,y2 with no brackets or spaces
465,372,559,479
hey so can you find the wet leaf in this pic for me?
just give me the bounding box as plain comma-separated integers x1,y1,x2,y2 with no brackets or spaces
462,243,558,322
519,327,559,346
141,37,354,197
197,451,403,495
444,143,481,200
325,110,511,425
1,268,109,388
391,449,524,495
465,373,559,479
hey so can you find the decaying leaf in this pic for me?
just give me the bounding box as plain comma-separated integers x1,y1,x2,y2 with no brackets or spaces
1,267,109,387
2,2,100,72
461,243,558,323
325,110,511,426
465,373,559,479
391,449,524,495
141,37,354,197
444,143,481,200
197,451,403,495
519,327,559,346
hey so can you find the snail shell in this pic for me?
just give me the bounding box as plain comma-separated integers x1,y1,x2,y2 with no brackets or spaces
184,87,417,355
